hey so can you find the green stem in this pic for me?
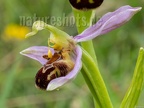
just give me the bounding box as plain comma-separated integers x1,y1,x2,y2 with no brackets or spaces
81,41,97,65
73,9,97,63
72,8,112,108
82,48,113,107
120,47,144,108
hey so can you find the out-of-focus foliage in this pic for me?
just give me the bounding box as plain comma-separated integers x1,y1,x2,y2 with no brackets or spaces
0,0,143,108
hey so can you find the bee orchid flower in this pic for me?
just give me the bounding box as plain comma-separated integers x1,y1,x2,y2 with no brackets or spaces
20,5,141,91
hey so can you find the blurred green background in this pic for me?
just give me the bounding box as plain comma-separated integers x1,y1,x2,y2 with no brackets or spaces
0,0,144,108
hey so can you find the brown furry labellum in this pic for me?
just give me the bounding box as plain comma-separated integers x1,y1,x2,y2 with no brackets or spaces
35,52,74,90
69,0,103,10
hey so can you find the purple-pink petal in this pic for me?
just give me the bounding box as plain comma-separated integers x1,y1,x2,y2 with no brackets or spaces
74,5,142,42
46,45,82,91
20,46,54,65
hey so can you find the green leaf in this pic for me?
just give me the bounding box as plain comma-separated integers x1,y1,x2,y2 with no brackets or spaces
120,47,144,108
81,67,101,108
82,48,113,108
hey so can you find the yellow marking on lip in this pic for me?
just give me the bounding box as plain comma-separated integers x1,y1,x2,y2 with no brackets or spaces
38,79,40,83
42,68,46,73
89,0,94,3
47,70,56,80
77,0,81,3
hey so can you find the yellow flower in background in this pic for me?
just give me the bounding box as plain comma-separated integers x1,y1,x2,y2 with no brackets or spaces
3,24,30,41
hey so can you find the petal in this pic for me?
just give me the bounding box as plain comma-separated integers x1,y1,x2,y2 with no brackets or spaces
20,46,54,65
74,5,142,42
46,45,82,91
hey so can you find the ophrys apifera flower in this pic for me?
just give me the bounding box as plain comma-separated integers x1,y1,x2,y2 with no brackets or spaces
20,5,141,91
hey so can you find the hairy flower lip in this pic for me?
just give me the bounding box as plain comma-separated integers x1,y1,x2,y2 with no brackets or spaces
47,46,82,90
20,45,82,91
69,0,104,10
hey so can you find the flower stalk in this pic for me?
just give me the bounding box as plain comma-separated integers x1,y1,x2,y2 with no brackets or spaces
72,8,112,107
73,9,97,63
